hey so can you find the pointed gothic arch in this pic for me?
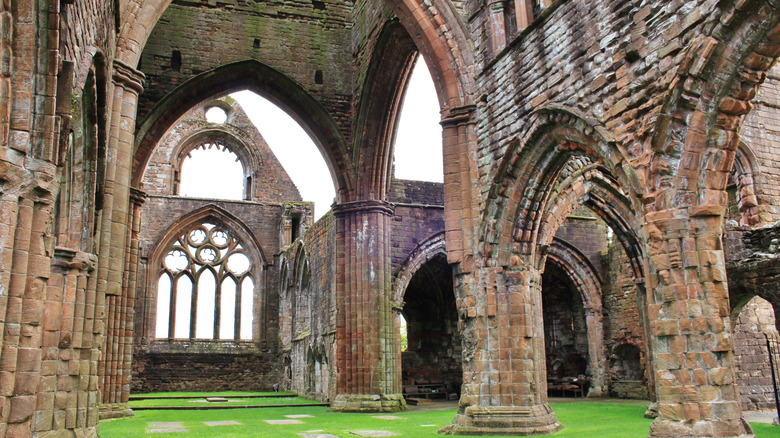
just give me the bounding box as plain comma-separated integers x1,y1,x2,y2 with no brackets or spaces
132,60,350,199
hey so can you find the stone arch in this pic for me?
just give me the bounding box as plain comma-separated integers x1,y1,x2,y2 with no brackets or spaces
650,1,780,214
352,19,418,201
392,232,447,305
482,106,643,272
169,128,261,199
546,238,606,396
387,0,475,110
534,164,644,279
727,141,760,226
115,0,172,67
132,60,351,198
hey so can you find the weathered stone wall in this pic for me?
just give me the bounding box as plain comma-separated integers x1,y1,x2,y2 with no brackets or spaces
136,0,354,137
389,180,445,268
280,212,338,401
553,208,610,276
132,348,281,393
740,63,780,224
602,240,648,399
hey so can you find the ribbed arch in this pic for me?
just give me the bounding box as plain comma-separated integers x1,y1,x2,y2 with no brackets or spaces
352,19,418,201
392,232,447,304
481,107,642,272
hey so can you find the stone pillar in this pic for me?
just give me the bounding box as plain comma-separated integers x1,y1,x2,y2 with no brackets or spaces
514,0,536,30
99,188,144,419
93,61,143,421
584,306,606,397
440,105,478,267
487,1,509,54
330,200,405,412
644,210,753,437
442,266,563,435
95,60,144,303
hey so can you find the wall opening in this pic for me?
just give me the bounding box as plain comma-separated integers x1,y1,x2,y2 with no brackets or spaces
400,253,461,401
179,143,245,200
393,55,443,183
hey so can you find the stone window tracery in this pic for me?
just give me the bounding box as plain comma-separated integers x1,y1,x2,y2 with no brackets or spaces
155,221,255,340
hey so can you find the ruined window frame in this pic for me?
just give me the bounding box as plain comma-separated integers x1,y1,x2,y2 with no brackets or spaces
154,220,257,341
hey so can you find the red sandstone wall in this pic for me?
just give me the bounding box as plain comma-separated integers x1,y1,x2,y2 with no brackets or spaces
389,179,445,269
740,63,780,224
136,0,355,138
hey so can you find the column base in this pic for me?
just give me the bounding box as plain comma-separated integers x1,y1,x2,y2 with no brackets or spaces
99,403,135,420
329,393,407,413
35,426,99,437
649,417,754,437
439,404,563,436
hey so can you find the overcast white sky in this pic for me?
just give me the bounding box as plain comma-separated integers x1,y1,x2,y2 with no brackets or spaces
231,56,443,220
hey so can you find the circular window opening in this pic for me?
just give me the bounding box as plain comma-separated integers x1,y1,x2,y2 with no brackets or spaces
205,106,228,124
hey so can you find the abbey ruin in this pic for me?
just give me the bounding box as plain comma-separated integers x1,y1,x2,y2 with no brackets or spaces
3,0,780,436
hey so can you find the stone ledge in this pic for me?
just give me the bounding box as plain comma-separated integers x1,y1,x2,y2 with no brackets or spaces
329,394,407,413
99,403,134,420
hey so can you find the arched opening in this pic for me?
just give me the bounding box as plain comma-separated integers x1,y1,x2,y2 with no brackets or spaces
542,262,589,397
400,253,461,401
733,296,780,411
232,90,335,219
393,55,443,183
178,143,245,200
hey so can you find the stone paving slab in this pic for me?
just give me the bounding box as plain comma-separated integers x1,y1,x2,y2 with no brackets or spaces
371,415,404,420
266,419,304,425
298,433,342,438
285,414,315,418
204,420,242,426
149,422,184,428
348,430,400,437
147,422,188,434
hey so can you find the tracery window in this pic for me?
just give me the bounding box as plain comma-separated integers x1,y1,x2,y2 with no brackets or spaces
155,222,255,340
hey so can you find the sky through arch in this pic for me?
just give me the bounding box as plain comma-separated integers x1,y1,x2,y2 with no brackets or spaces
228,56,442,220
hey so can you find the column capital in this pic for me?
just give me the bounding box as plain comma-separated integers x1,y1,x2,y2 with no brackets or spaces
440,104,477,127
112,59,145,95
130,187,147,205
332,199,394,217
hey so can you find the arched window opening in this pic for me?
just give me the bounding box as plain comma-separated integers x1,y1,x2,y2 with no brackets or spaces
155,222,255,341
205,106,228,124
394,56,443,183
232,90,335,220
179,143,245,200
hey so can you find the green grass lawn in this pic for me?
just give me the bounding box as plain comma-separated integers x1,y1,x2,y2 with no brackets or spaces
130,396,317,408
99,400,780,437
130,391,296,398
